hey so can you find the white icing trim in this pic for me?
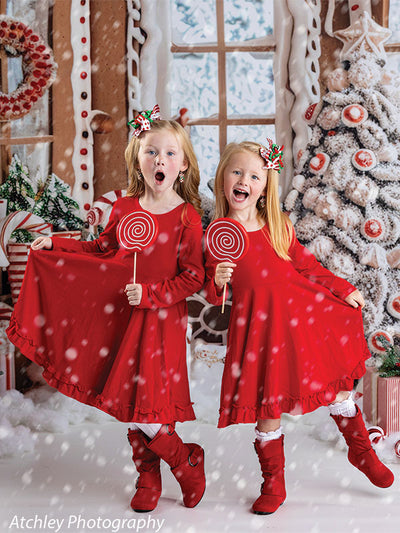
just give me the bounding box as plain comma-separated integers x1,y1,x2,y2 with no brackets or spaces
286,0,321,189
140,0,171,116
70,0,94,217
273,0,294,197
126,0,143,120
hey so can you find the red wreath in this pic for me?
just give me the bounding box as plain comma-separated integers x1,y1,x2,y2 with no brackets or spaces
0,15,57,121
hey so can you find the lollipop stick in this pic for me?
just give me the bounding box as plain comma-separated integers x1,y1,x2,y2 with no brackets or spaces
133,251,137,284
221,283,227,314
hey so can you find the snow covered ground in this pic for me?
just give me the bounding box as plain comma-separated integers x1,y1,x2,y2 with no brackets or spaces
1,407,400,533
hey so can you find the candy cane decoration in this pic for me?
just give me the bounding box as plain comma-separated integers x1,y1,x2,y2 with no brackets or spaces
116,211,158,283
205,218,249,313
86,189,126,227
0,212,52,267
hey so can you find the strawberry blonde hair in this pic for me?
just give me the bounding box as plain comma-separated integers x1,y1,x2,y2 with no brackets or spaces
125,120,203,216
214,141,293,260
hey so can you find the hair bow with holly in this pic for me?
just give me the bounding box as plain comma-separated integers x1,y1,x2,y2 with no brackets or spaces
260,138,284,173
128,104,161,136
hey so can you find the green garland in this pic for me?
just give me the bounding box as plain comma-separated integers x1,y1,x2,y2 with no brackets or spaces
377,335,400,378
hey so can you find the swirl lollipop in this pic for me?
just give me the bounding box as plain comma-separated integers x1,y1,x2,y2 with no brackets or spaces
117,211,158,283
205,218,249,313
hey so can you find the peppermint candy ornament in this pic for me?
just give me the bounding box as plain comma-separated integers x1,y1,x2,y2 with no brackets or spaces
205,218,249,313
368,426,385,445
309,152,330,174
361,217,385,241
386,293,400,319
352,149,377,171
116,210,158,283
341,104,368,127
368,330,394,355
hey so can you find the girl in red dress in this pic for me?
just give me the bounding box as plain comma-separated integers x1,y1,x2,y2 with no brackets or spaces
204,140,394,515
7,108,206,512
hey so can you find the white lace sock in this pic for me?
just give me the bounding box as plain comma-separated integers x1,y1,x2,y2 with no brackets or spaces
129,423,162,439
328,392,356,417
255,426,283,442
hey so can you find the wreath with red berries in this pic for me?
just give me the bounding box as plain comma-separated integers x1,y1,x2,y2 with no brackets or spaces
0,15,57,121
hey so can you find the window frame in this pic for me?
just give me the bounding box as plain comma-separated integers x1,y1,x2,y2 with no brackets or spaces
170,0,276,154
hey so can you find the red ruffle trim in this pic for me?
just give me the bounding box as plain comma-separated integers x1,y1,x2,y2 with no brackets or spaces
7,316,196,424
217,356,369,428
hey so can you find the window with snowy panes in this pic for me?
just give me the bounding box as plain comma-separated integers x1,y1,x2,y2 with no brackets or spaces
386,0,400,74
0,0,53,181
170,0,275,199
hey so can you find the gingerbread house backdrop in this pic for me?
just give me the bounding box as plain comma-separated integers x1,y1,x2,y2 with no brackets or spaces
1,0,400,393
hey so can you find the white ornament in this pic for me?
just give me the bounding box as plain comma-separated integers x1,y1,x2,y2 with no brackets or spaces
292,174,306,192
326,67,349,92
284,189,299,212
345,178,379,207
308,236,334,262
302,187,320,209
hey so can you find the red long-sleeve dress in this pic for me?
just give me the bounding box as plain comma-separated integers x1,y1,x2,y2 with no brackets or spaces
205,225,370,428
7,197,205,423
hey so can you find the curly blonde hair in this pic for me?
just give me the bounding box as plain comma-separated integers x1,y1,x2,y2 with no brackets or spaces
124,120,203,216
214,141,293,260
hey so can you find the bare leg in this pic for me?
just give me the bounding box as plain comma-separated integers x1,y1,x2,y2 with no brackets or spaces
257,418,281,433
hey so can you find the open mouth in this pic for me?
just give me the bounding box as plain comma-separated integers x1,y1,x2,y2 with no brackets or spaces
233,188,249,200
155,171,165,183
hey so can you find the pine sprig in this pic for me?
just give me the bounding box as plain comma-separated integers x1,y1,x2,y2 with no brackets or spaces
377,335,400,378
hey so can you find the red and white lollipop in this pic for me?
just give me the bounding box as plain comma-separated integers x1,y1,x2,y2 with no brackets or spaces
309,152,330,175
205,218,249,313
117,211,158,283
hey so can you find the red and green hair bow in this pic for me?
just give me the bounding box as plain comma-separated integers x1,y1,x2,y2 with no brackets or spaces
128,104,161,136
260,138,284,173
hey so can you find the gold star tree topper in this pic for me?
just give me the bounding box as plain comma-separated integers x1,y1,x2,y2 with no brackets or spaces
334,11,392,62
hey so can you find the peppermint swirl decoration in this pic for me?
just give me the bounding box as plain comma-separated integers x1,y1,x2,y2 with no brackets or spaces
205,218,249,262
117,211,158,252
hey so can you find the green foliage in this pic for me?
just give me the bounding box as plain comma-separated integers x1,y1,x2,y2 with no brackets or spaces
377,335,400,378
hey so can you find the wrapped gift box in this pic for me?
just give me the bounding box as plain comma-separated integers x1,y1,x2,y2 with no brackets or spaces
363,366,400,435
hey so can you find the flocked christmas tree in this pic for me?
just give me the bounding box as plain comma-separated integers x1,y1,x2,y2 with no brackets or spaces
32,173,84,232
0,154,83,242
0,155,35,213
285,12,400,360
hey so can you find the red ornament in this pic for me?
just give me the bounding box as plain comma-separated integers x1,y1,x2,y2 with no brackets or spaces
80,17,85,24
80,72,87,79
81,111,88,118
80,148,88,155
84,203,91,211
81,37,87,44
80,164,87,171
351,4,360,11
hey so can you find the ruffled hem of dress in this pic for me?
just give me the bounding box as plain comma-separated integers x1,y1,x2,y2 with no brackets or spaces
7,317,196,424
217,355,368,428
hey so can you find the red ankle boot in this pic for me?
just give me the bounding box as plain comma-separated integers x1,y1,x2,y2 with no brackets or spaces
127,429,162,512
146,425,205,508
331,406,394,488
252,435,286,515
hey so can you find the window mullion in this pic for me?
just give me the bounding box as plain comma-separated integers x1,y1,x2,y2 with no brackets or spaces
216,0,227,152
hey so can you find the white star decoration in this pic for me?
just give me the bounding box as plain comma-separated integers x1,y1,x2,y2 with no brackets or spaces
334,11,392,61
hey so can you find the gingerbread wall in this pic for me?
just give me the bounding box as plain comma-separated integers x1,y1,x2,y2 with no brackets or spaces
52,0,128,200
